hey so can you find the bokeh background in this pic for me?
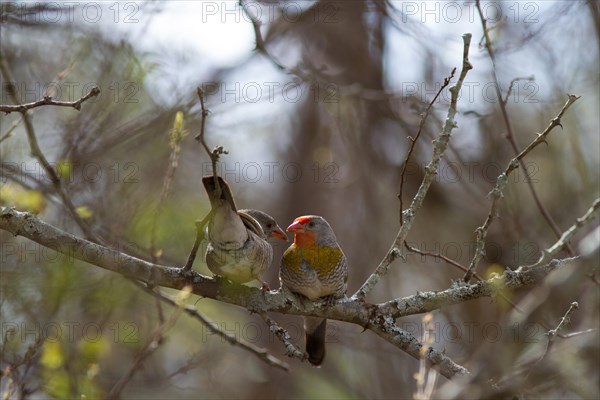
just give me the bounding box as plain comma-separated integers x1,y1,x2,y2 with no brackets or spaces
1,1,599,398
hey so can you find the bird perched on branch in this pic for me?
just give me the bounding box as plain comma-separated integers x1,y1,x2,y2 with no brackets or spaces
203,176,287,288
280,215,348,366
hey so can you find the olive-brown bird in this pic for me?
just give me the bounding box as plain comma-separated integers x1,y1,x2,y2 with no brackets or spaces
203,176,287,288
279,215,348,366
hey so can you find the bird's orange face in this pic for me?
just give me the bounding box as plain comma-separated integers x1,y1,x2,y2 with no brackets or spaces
286,216,317,247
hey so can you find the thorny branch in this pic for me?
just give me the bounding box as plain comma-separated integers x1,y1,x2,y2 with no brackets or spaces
524,197,600,268
475,0,574,255
463,94,581,282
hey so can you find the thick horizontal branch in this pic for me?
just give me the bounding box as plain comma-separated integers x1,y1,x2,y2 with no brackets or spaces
1,208,582,378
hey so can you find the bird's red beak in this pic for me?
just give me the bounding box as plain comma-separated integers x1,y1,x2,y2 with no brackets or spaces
286,220,305,233
271,226,289,242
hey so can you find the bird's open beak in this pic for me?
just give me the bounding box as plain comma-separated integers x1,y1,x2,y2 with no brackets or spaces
286,220,305,233
271,226,289,242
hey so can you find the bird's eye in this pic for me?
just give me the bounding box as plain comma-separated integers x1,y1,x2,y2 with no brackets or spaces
267,223,273,229
307,221,315,228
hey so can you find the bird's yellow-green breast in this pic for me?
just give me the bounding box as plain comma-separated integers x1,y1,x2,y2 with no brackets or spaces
282,244,344,275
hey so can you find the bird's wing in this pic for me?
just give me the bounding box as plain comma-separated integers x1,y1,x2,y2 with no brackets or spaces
238,210,267,239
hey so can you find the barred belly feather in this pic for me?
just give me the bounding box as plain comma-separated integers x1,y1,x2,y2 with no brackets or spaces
280,244,347,300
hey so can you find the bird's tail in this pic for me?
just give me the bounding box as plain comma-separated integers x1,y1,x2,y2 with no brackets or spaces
304,317,327,366
202,176,237,211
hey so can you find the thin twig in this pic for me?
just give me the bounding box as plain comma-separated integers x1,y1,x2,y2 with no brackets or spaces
354,33,473,300
463,95,581,282
107,292,187,399
259,313,308,362
404,241,527,314
475,0,574,255
239,0,436,105
183,88,227,271
0,87,99,114
560,328,596,338
414,314,439,400
504,75,535,105
547,302,579,341
182,214,213,271
0,117,22,143
399,69,455,225
405,241,470,275
0,57,98,242
524,301,579,382
136,282,290,371
240,0,311,79
0,61,77,143
525,197,600,268
194,87,227,180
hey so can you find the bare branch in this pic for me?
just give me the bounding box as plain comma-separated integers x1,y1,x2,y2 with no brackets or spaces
183,88,226,271
259,313,307,362
561,328,597,339
0,86,99,114
137,283,290,371
526,197,600,268
194,87,227,180
547,302,579,341
239,0,311,79
355,33,473,299
183,214,212,271
414,314,439,400
463,94,581,282
504,76,535,105
475,0,574,255
523,301,580,383
399,68,455,225
0,117,22,143
0,57,98,241
405,241,470,275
